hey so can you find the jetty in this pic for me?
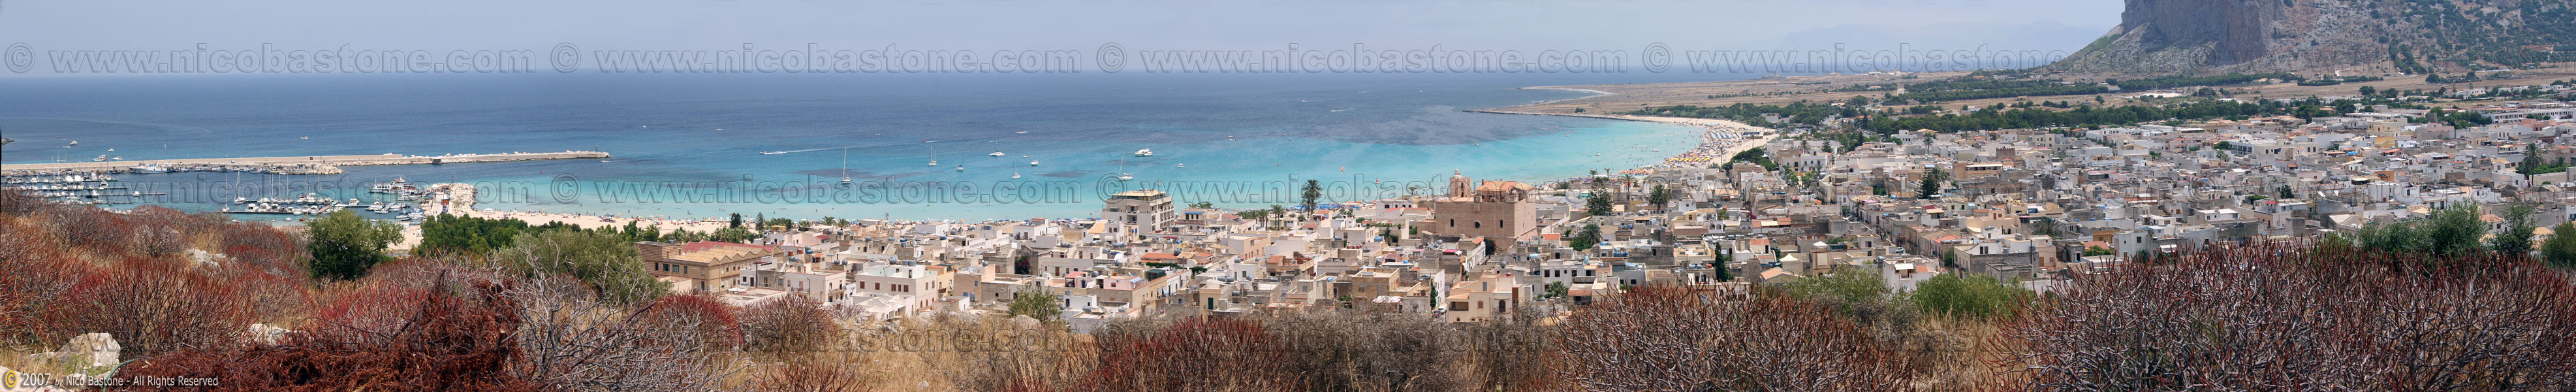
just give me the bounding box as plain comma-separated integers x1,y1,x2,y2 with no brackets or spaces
1,151,610,176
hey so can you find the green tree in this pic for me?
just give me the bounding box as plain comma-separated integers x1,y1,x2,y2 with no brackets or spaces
1008,289,1062,323
1648,184,1671,208
2361,204,2487,257
2278,186,2295,200
1782,267,1889,316
2488,205,2536,255
2543,221,2576,269
1543,282,1569,299
306,210,401,280
2082,246,2116,257
1911,272,2029,319
1300,179,1323,217
1586,193,1612,216
729,213,743,228
1917,167,1948,200
1188,201,1215,209
494,229,670,304
1569,224,1603,251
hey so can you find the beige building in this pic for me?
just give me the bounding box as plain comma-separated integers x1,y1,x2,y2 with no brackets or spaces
1424,171,1541,240
1103,189,1176,239
638,241,785,294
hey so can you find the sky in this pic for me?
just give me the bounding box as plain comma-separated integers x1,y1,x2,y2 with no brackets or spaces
0,0,2122,76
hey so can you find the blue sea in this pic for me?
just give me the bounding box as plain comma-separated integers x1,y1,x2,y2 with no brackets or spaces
1,73,1738,221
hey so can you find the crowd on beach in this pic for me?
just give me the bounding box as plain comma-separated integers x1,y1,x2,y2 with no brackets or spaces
1639,122,1770,171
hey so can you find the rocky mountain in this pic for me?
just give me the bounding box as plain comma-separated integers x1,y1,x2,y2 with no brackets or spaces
2043,0,2575,76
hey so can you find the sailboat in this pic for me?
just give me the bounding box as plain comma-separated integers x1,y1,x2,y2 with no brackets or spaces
926,143,939,167
1011,171,1022,179
840,149,853,185
1116,158,1134,181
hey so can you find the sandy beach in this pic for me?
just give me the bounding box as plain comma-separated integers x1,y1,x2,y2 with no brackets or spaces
1469,106,1781,174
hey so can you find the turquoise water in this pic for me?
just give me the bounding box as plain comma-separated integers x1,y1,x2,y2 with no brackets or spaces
1,73,1710,221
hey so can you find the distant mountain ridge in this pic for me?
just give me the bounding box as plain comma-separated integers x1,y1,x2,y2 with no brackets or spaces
2043,0,2574,75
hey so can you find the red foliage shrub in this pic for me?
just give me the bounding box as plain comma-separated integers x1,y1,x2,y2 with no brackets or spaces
740,295,838,356
118,277,546,392
635,293,745,350
1556,286,1923,391
44,206,135,255
1078,317,1293,391
221,221,306,276
751,359,872,392
0,220,84,346
1994,244,2576,391
47,257,257,357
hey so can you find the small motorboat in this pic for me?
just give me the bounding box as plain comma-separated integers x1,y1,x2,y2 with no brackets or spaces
990,151,1005,157
1133,149,1154,157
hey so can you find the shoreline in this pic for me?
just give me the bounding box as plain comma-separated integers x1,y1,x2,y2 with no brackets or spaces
407,108,1779,229
341,90,1780,229
1466,108,1780,174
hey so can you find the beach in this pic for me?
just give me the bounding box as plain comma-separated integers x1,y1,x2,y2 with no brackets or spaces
1468,107,1780,174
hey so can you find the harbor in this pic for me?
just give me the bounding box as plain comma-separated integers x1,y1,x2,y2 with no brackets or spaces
0,151,611,176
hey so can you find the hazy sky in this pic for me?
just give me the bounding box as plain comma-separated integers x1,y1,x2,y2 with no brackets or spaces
1,0,2122,76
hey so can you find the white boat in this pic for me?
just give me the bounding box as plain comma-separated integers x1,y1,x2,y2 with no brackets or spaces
927,160,938,167
1176,163,1185,168
1011,171,1022,179
1118,173,1133,181
990,151,1005,157
105,148,113,152
67,141,76,146
1029,160,1040,166
131,165,168,174
954,165,966,171
91,155,106,162
1133,149,1154,157
298,137,309,140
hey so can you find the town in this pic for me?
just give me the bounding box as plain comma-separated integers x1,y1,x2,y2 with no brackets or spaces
593,81,2576,330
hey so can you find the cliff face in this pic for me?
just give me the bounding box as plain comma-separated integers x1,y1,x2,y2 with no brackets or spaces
2120,0,2278,67
2049,0,2371,74
2045,0,2572,76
